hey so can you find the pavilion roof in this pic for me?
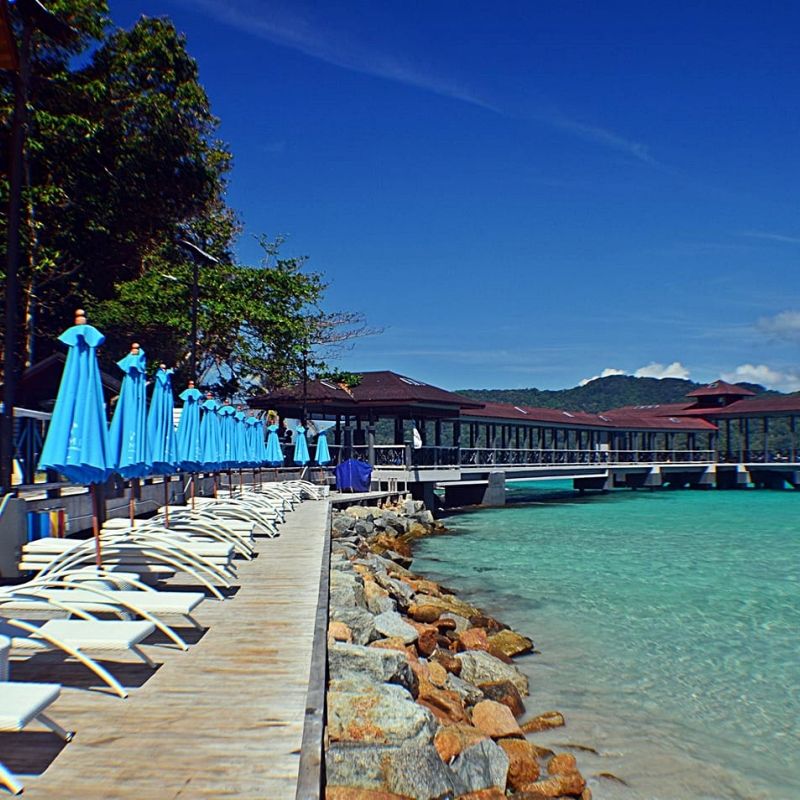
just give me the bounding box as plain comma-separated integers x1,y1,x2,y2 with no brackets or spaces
685,380,756,398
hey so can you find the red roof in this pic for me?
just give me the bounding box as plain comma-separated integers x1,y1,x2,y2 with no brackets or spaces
686,380,756,398
674,394,800,418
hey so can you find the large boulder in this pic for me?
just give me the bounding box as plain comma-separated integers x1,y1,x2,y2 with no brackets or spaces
326,740,457,800
330,605,378,645
487,630,534,659
497,739,540,790
328,643,416,694
363,580,397,615
520,711,565,734
477,681,525,718
330,570,367,609
445,674,484,706
456,651,529,695
415,594,480,619
344,506,375,520
374,611,419,644
470,700,523,739
449,739,509,795
433,723,487,762
328,684,437,744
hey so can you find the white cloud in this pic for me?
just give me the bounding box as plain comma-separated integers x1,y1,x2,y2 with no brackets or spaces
579,362,690,386
721,364,800,393
741,230,800,245
634,361,690,380
758,310,800,342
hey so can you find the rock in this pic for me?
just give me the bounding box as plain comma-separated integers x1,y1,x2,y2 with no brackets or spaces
330,605,378,645
454,790,506,800
417,629,440,657
416,594,480,619
477,681,525,718
328,685,437,744
497,738,540,790
385,740,458,799
369,637,410,654
407,521,431,537
363,580,396,615
417,681,470,725
332,515,355,534
435,617,457,632
325,787,409,800
458,628,490,651
408,604,443,624
374,611,419,644
450,739,509,794
468,615,507,634
456,651,529,695
580,789,593,800
374,573,416,608
441,613,470,633
487,629,534,659
344,506,375,520
407,579,442,597
427,660,449,688
354,520,375,536
446,674,485,706
520,711,565,734
384,549,412,568
434,723,487,762
518,770,586,797
547,754,577,775
470,699,524,739
328,643,417,695
330,570,367,609
432,650,463,676
596,772,628,785
527,743,555,760
328,621,353,644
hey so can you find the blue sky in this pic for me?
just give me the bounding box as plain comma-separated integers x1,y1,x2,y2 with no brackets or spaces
112,1,800,391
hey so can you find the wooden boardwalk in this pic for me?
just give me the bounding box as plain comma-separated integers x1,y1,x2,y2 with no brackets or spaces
3,498,331,800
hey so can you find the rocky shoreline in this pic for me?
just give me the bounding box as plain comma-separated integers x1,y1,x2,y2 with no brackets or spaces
325,500,591,800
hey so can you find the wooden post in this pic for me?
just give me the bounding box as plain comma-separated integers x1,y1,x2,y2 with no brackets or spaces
763,417,769,462
791,416,797,463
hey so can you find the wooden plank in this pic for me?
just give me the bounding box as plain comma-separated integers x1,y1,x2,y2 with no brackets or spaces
6,499,331,800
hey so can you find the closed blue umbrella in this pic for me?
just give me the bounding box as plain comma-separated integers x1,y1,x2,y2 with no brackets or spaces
293,424,310,466
199,395,222,472
148,365,178,474
147,364,178,524
234,408,249,466
218,403,236,469
38,309,112,565
108,343,151,480
315,430,331,466
244,415,259,466
265,421,284,467
176,381,203,472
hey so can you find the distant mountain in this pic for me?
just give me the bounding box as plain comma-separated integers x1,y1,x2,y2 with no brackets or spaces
457,375,770,413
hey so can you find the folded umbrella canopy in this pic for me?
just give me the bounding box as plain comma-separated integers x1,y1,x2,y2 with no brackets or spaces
293,424,310,466
108,343,151,528
108,344,151,480
176,381,203,472
265,422,284,467
217,402,236,470
199,395,222,473
315,430,331,466
147,364,178,523
38,309,113,566
244,415,260,466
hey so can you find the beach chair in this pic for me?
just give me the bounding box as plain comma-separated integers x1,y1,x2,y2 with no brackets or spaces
0,613,155,698
0,681,74,795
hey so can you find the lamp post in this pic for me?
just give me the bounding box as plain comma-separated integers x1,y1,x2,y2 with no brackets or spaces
1,0,73,493
178,238,219,382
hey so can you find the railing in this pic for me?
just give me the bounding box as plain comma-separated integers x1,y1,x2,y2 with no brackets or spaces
718,451,799,464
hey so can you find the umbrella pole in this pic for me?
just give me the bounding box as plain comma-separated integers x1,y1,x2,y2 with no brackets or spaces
163,478,170,528
228,468,233,496
213,472,218,499
90,484,102,568
239,468,243,493
191,473,196,510
129,479,136,528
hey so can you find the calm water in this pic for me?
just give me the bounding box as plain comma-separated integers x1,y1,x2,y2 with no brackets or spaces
413,484,800,800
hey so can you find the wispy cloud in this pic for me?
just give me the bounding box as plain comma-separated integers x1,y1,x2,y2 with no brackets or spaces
721,363,800,393
758,310,800,342
579,361,690,386
740,230,800,245
177,0,655,164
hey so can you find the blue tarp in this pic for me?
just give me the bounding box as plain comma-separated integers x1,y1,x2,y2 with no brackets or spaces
335,458,373,492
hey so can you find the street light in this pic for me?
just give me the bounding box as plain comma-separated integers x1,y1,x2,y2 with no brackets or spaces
1,0,73,493
177,238,219,382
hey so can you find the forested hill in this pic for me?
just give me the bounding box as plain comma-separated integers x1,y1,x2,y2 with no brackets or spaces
457,375,768,413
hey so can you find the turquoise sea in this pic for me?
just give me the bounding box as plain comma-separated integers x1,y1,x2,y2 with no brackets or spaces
413,483,800,800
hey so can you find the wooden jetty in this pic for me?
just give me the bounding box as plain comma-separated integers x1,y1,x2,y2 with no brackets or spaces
3,498,331,799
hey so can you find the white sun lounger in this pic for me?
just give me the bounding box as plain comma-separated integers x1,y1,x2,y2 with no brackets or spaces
0,681,73,795
0,616,155,698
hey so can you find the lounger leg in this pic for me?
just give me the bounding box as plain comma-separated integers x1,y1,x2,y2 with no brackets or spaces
130,645,157,669
0,760,24,795
184,614,203,631
37,712,75,742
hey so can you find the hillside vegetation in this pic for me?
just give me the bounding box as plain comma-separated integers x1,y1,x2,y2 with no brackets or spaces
457,375,769,413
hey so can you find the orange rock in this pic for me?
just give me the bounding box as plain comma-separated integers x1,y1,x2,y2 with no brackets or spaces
527,743,555,760
433,723,487,762
369,637,410,654
548,754,577,775
580,789,593,800
498,738,540,789
328,621,353,644
521,711,565,734
435,617,457,632
428,660,449,687
519,769,586,797
408,604,443,623
417,629,440,657
459,627,490,651
471,699,524,739
468,614,506,633
487,629,534,658
326,787,409,800
478,680,525,718
455,789,506,800
418,686,469,724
